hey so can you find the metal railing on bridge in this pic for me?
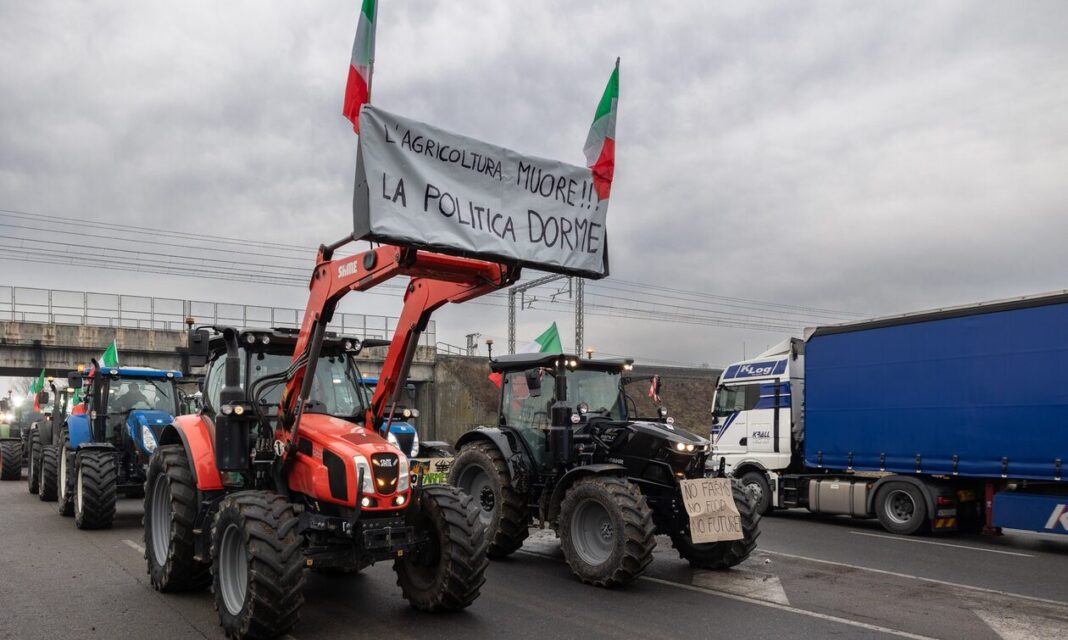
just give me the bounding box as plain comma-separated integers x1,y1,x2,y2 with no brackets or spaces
0,286,436,347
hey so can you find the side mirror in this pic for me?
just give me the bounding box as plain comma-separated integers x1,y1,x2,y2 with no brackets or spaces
67,373,83,390
36,391,50,406
525,369,542,398
188,329,211,368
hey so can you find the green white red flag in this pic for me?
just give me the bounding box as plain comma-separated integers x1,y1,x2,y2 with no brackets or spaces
31,367,45,411
101,340,119,368
583,59,619,200
489,323,564,388
343,0,378,134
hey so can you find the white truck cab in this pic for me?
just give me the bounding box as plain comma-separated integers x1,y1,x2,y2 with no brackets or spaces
711,338,804,514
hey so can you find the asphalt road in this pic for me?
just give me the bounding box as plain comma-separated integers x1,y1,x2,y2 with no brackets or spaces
1,475,1066,640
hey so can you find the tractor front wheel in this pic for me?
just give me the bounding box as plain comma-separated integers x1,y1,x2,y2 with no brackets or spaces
38,445,58,501
145,445,211,592
56,429,74,516
669,479,760,570
558,476,656,587
74,449,118,530
0,440,22,481
27,432,40,494
448,440,529,558
211,491,304,639
395,484,488,611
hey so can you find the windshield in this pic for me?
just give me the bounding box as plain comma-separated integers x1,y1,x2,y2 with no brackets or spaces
568,369,625,420
249,352,368,418
107,378,178,415
712,384,759,417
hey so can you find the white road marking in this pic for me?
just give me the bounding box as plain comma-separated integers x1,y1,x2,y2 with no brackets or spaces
848,531,1034,557
760,549,1068,607
122,539,145,553
640,576,939,640
692,568,790,606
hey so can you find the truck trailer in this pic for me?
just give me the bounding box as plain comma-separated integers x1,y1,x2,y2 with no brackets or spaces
711,290,1068,536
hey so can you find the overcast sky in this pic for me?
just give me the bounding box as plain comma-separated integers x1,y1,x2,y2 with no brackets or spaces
2,0,1067,375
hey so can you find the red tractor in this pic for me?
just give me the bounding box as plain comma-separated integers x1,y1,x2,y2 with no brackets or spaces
144,239,519,638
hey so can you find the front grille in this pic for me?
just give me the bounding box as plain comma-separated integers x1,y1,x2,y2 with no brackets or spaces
394,432,415,456
371,453,400,495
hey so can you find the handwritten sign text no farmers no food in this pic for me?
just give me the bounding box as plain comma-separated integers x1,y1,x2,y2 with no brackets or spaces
679,477,745,544
353,105,610,278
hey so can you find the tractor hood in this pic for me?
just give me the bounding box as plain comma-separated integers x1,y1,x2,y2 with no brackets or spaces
127,410,175,455
628,420,710,450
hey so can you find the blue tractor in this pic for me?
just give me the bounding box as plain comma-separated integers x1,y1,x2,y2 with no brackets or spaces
44,365,182,529
361,375,422,458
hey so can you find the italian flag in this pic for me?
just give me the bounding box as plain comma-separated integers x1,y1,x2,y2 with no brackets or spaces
30,368,45,411
518,322,564,354
488,323,565,388
101,340,119,368
343,0,378,134
583,59,619,201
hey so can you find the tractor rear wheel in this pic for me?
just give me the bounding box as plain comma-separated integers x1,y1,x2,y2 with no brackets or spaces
669,479,760,569
74,449,118,530
449,440,528,557
56,429,74,516
38,445,58,501
0,440,22,480
395,484,488,611
145,445,211,592
27,432,40,494
558,476,656,587
211,491,304,639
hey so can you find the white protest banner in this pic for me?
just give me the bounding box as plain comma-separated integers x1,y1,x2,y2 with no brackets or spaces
679,477,745,544
353,105,610,278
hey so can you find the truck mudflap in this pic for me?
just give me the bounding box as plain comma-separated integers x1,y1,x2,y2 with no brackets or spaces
993,492,1068,536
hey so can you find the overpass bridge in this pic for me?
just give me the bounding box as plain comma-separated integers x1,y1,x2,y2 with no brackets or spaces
0,285,439,379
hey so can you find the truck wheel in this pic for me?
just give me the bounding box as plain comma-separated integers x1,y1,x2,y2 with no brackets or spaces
558,476,656,587
448,440,528,558
395,484,488,611
56,429,75,516
27,432,40,494
669,479,760,569
0,440,22,480
738,470,772,516
145,445,211,591
74,450,118,530
211,491,305,639
875,482,929,535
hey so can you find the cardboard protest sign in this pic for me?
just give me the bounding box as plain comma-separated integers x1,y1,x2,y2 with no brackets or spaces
353,105,610,278
679,478,745,543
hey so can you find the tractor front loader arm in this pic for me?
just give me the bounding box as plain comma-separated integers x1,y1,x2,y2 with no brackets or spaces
279,236,519,450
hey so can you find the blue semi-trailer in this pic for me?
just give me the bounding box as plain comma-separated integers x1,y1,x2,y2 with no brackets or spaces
711,290,1068,536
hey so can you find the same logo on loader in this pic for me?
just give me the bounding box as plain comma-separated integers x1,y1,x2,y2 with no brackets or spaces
338,260,359,279
1045,504,1068,532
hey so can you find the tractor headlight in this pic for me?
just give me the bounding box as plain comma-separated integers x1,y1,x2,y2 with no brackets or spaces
141,425,158,453
353,454,374,495
410,432,420,458
675,442,686,452
387,431,399,447
402,408,412,419
397,455,410,492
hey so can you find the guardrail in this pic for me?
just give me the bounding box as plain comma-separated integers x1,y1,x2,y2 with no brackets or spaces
435,341,467,356
0,286,436,347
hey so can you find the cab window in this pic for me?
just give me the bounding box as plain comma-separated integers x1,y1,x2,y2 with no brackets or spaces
712,384,761,416
501,369,554,466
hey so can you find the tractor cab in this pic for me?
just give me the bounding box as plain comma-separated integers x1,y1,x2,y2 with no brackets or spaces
70,367,182,456
489,352,709,477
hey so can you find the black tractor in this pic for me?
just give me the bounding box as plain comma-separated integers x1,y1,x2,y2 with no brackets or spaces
26,381,76,497
449,353,759,586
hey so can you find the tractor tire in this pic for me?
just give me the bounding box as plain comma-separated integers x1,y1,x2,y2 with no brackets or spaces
27,432,40,494
0,440,22,480
211,491,304,639
875,482,929,536
395,484,488,612
448,440,529,558
38,445,58,501
145,445,211,592
56,429,75,517
669,479,760,570
74,449,118,530
738,470,772,516
558,476,656,588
